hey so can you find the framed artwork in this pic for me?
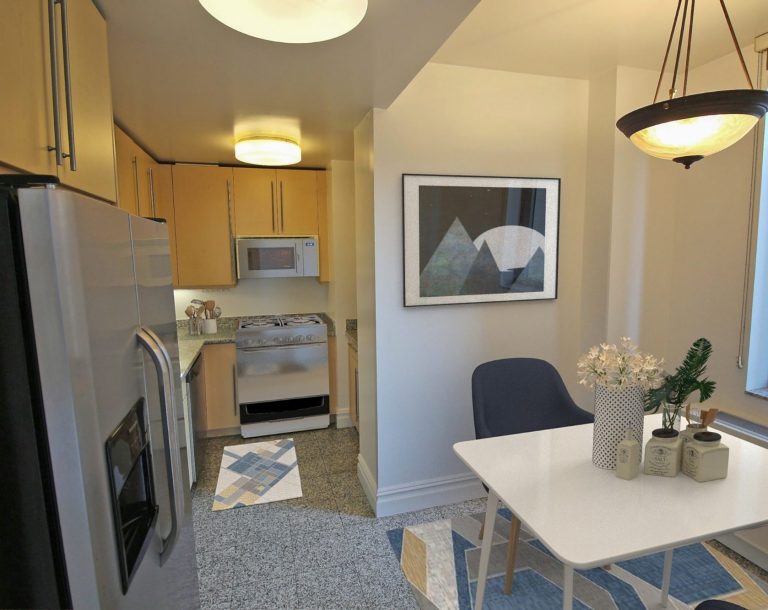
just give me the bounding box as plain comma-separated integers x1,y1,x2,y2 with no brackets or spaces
403,174,560,307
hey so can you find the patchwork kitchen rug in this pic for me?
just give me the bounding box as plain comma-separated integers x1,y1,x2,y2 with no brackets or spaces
212,438,302,511
387,509,768,609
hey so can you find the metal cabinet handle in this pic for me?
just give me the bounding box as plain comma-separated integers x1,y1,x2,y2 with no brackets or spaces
226,179,236,281
131,157,140,214
46,0,63,166
280,181,285,232
58,0,77,171
232,363,239,417
136,328,181,564
271,181,276,233
148,167,157,216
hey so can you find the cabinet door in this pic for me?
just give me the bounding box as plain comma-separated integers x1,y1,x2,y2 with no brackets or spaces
277,169,319,235
56,0,117,202
151,164,179,286
317,171,331,282
114,125,139,215
233,167,277,236
347,345,358,429
0,0,56,175
202,344,239,432
172,165,236,288
135,148,156,217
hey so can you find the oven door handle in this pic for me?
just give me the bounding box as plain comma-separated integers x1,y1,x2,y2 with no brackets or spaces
137,328,181,565
237,343,327,353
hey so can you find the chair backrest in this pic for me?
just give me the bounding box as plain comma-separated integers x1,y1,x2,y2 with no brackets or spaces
472,357,592,439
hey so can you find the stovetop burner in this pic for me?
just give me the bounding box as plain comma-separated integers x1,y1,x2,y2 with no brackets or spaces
238,314,324,331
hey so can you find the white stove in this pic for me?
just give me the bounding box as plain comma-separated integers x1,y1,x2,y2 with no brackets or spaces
236,314,329,437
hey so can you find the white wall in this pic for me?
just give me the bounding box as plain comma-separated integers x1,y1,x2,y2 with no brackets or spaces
327,160,357,417
354,111,380,497
368,63,590,514
174,281,329,320
604,48,768,427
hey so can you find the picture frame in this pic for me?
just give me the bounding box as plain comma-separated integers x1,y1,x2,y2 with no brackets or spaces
402,174,560,307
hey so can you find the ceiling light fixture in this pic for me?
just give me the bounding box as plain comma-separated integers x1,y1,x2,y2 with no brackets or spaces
198,0,368,44
616,0,768,169
235,137,301,166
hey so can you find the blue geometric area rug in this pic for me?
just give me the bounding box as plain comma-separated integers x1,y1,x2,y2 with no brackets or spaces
387,509,768,609
212,439,302,511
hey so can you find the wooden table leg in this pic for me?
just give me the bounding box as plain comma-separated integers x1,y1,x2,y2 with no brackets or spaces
562,564,574,610
660,548,674,607
503,514,521,594
474,489,499,610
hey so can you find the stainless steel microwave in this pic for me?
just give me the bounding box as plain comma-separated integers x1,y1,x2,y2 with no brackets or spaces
236,237,319,279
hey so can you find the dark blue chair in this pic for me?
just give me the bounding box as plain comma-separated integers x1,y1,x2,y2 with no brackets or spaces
472,358,593,440
471,358,593,594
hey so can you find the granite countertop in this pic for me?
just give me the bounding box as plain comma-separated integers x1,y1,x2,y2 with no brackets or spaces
175,312,336,379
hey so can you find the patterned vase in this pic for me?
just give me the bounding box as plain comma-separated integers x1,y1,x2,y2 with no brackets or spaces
592,384,645,469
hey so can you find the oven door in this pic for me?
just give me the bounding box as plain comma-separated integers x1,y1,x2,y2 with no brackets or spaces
236,238,301,279
237,343,329,405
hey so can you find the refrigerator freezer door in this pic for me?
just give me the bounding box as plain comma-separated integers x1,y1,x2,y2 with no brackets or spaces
19,188,198,609
131,216,199,607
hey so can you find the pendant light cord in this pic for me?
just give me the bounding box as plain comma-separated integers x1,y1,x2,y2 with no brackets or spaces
683,0,696,96
719,0,754,89
669,0,690,98
654,0,684,103
737,50,765,369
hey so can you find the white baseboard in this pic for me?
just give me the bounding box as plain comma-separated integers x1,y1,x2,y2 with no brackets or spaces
357,454,379,510
333,410,353,429
373,471,485,518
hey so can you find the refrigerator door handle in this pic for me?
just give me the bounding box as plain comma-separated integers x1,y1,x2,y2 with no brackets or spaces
136,328,181,564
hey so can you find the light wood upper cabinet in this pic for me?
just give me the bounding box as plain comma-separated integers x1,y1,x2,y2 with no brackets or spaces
233,168,276,235
201,344,239,433
277,170,319,235
114,126,139,215
172,165,235,288
0,0,116,201
55,0,116,202
317,171,330,283
0,1,56,176
232,168,322,237
152,164,180,286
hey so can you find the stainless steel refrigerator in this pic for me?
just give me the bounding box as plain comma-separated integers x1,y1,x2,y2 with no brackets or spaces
0,175,200,609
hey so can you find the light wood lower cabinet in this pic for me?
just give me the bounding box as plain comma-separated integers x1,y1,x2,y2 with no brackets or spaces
347,343,358,429
200,343,239,434
173,165,236,288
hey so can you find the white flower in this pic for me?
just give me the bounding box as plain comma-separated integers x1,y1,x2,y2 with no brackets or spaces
577,338,664,390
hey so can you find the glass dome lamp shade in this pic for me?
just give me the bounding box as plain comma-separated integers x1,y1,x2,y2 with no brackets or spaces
617,90,768,169
198,0,368,44
235,138,301,166
615,0,767,169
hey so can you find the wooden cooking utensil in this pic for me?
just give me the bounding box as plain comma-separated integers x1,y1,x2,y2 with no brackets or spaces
185,305,195,318
204,300,215,320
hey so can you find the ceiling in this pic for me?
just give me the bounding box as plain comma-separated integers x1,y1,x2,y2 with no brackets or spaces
98,0,479,167
100,0,768,167
434,0,768,80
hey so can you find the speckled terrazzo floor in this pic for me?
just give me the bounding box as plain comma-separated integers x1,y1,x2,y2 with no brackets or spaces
192,426,768,610
192,425,488,610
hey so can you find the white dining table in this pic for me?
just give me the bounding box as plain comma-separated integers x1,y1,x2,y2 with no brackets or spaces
453,413,768,610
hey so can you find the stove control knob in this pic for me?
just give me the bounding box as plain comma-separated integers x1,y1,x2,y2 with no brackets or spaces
306,334,316,342
295,335,304,343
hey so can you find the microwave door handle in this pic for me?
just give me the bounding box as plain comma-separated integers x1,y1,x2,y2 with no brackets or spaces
136,328,180,564
295,247,301,275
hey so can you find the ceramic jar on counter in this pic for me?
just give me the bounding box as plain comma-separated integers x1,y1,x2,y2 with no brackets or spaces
643,429,681,477
682,431,729,482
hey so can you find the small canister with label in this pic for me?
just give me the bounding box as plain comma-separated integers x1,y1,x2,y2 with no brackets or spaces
616,430,640,480
644,429,681,477
682,431,729,482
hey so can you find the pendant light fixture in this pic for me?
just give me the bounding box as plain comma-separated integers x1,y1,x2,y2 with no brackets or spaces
235,137,301,166
616,0,768,169
199,0,368,44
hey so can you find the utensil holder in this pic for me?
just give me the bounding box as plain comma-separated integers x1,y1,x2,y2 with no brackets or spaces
202,319,217,335
188,318,202,336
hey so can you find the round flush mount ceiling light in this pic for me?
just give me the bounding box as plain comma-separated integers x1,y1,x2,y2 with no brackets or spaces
235,137,302,166
199,0,368,44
